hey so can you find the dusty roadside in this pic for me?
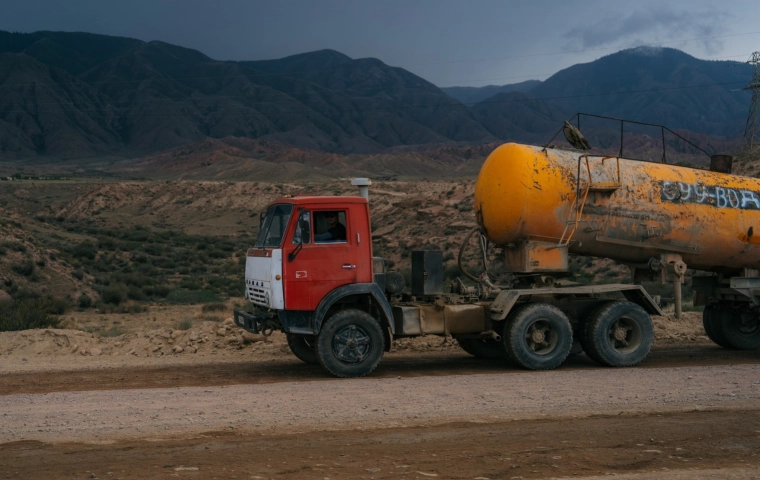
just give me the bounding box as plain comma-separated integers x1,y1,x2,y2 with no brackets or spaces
2,311,760,479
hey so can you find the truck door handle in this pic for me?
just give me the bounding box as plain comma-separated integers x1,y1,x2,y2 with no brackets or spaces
342,264,356,269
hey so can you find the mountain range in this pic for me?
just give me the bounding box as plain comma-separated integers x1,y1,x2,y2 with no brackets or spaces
0,31,754,160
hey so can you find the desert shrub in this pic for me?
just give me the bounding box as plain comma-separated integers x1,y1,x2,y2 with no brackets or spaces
177,318,193,330
71,240,97,260
202,302,227,312
98,237,116,250
179,278,203,290
207,249,228,259
79,293,93,308
156,285,172,297
218,242,235,252
2,241,27,253
101,283,128,305
11,260,36,277
115,304,147,314
121,272,153,288
0,298,62,331
143,243,165,256
127,286,147,301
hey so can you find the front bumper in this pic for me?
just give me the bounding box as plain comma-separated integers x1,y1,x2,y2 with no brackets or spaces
233,308,279,334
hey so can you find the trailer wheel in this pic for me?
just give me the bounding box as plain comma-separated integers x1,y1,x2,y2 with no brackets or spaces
578,301,617,364
286,334,319,364
583,301,653,367
316,309,384,378
456,322,506,359
702,304,732,348
504,303,572,370
720,304,760,350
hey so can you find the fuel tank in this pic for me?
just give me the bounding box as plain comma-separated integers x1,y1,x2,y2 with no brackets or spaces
474,143,760,273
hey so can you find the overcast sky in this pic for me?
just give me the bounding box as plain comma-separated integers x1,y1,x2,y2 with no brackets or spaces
1,0,759,87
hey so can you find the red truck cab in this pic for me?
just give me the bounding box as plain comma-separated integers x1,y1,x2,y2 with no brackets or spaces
236,195,395,377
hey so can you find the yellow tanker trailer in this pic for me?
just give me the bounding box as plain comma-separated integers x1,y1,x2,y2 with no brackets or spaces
472,131,760,366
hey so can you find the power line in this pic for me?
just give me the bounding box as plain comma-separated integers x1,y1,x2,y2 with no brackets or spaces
743,52,760,152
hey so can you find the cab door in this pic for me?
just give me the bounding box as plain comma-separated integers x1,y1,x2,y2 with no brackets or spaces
282,204,372,311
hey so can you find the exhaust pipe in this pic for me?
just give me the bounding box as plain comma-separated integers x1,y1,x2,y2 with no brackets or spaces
351,178,371,200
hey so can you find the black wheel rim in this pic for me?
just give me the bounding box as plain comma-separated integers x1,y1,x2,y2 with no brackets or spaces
523,319,558,356
737,312,760,335
607,317,642,353
332,324,372,364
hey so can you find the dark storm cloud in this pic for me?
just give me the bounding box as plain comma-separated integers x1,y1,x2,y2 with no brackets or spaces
563,7,729,54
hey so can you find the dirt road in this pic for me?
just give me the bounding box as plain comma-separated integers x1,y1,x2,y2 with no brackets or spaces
2,344,760,479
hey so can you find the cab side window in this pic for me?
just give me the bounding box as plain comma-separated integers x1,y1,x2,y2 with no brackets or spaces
314,210,347,243
291,210,311,245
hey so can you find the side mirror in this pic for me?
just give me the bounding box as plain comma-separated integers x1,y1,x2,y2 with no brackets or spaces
259,211,266,228
289,208,308,262
299,219,311,243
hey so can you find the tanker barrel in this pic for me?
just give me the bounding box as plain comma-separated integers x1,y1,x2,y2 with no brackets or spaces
710,155,733,174
474,143,760,275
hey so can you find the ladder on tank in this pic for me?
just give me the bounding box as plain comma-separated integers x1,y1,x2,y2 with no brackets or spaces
558,155,621,246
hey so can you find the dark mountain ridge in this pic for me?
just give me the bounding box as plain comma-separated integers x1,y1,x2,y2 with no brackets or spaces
0,31,753,161
442,80,542,105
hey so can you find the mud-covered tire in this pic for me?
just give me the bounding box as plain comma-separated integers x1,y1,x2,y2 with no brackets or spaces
583,301,653,367
504,303,573,370
702,304,732,348
286,333,319,364
316,309,384,378
720,304,760,350
456,322,506,359
578,301,617,364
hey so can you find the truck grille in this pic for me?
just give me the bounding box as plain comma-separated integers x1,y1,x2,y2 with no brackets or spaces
246,279,269,306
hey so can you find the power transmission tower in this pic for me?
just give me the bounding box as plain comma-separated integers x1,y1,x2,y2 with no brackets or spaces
743,52,760,153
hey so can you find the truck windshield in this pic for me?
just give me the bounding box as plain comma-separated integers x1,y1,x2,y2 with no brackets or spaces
255,204,294,248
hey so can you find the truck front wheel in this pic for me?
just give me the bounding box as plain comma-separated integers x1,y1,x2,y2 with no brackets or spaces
316,309,384,378
286,334,319,364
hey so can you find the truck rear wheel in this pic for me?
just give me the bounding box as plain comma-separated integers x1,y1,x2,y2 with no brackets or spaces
504,303,572,370
582,301,653,367
286,334,319,364
702,304,732,348
719,303,760,350
316,309,384,378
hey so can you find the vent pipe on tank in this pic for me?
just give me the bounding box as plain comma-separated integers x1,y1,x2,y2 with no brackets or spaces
351,178,372,200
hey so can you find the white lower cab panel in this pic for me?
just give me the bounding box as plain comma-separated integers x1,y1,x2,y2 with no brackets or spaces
245,249,284,309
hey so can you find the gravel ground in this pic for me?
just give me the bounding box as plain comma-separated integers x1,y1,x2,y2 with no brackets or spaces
3,363,759,444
